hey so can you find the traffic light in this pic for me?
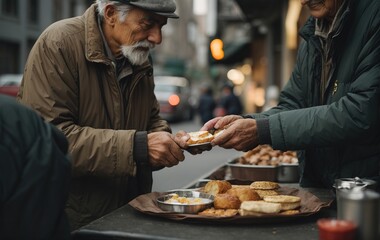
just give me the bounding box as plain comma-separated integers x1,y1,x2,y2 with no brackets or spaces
210,38,224,60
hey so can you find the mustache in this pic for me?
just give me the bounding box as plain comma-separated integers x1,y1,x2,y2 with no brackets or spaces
304,0,325,7
133,40,155,49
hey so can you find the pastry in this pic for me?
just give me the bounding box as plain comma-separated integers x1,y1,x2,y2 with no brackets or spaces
239,200,282,214
203,180,232,196
187,131,214,145
249,181,279,190
214,193,241,209
263,195,301,210
226,187,261,202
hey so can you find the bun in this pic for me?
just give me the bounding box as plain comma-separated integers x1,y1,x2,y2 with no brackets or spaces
254,189,279,199
250,181,279,190
239,200,282,215
203,180,232,196
226,187,261,202
263,195,301,210
187,131,214,145
214,193,241,209
198,208,238,217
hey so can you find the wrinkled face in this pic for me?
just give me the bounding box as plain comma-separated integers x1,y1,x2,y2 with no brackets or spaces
300,0,342,20
103,5,168,65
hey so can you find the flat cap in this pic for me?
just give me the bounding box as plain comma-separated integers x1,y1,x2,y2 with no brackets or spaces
116,0,178,18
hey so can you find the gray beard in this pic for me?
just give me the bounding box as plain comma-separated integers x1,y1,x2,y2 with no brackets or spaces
121,41,154,66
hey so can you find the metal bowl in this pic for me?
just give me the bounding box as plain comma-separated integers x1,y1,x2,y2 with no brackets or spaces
333,177,377,192
156,190,214,214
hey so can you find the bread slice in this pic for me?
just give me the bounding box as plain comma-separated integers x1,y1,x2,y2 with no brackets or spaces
250,181,279,190
254,189,279,199
187,131,214,145
263,195,301,203
198,208,238,217
240,200,282,214
263,195,301,210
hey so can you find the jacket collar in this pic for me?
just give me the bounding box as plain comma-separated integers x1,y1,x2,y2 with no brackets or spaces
84,4,109,63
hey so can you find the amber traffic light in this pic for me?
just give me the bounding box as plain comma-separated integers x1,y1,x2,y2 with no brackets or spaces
210,38,224,60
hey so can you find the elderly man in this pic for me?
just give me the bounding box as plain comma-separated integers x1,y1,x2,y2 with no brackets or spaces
200,0,380,189
18,0,187,230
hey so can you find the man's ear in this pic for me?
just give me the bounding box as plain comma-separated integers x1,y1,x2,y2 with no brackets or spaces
104,5,117,25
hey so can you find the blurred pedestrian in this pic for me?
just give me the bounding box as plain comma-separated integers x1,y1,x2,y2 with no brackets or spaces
200,0,380,190
198,84,216,125
18,0,187,230
218,83,243,115
0,95,71,239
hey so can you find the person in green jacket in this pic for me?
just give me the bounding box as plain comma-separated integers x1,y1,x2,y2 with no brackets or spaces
199,0,380,189
0,95,71,239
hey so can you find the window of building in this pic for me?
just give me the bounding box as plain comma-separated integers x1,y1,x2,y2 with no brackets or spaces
28,0,39,25
0,40,20,74
1,0,19,18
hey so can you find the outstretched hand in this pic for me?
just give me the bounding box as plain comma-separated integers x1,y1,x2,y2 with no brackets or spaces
208,117,259,152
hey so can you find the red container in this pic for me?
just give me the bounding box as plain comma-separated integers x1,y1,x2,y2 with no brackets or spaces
317,218,357,240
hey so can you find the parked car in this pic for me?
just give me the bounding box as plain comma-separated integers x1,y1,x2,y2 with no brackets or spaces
0,74,23,97
154,76,194,122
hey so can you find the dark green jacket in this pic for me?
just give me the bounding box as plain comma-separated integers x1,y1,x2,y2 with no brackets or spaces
251,0,380,188
0,95,71,239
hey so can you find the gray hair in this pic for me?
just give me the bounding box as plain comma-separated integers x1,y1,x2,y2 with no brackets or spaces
96,0,132,22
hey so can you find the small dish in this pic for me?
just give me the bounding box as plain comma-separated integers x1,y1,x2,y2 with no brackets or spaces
156,190,214,214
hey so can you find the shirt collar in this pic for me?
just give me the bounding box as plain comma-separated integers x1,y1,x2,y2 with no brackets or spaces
315,0,349,39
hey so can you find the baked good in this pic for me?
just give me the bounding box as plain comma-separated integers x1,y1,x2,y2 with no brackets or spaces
254,189,279,199
239,200,282,214
198,208,238,217
250,181,279,190
214,193,241,209
263,195,301,210
280,209,300,215
187,131,214,145
203,180,232,196
226,187,261,202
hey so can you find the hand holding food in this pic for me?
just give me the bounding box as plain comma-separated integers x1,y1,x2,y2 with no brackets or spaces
175,129,225,155
147,132,185,168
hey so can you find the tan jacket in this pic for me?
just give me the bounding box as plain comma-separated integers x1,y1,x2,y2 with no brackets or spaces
18,4,170,229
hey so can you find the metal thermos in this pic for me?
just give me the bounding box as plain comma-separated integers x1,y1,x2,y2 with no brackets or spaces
337,188,380,240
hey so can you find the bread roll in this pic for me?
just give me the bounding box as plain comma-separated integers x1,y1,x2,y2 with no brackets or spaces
263,195,301,203
203,180,232,196
226,187,261,202
214,193,241,209
254,189,278,199
263,195,301,210
280,209,300,215
198,208,238,217
250,181,279,190
239,200,282,214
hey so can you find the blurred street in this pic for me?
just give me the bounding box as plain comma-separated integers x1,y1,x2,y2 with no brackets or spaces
152,116,241,192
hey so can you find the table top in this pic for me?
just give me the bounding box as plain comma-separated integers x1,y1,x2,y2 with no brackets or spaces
71,184,336,240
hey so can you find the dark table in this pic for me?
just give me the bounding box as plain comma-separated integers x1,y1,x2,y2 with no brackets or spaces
71,184,336,240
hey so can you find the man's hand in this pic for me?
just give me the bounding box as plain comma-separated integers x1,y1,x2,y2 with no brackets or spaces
201,115,243,131
211,118,259,152
147,132,185,168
